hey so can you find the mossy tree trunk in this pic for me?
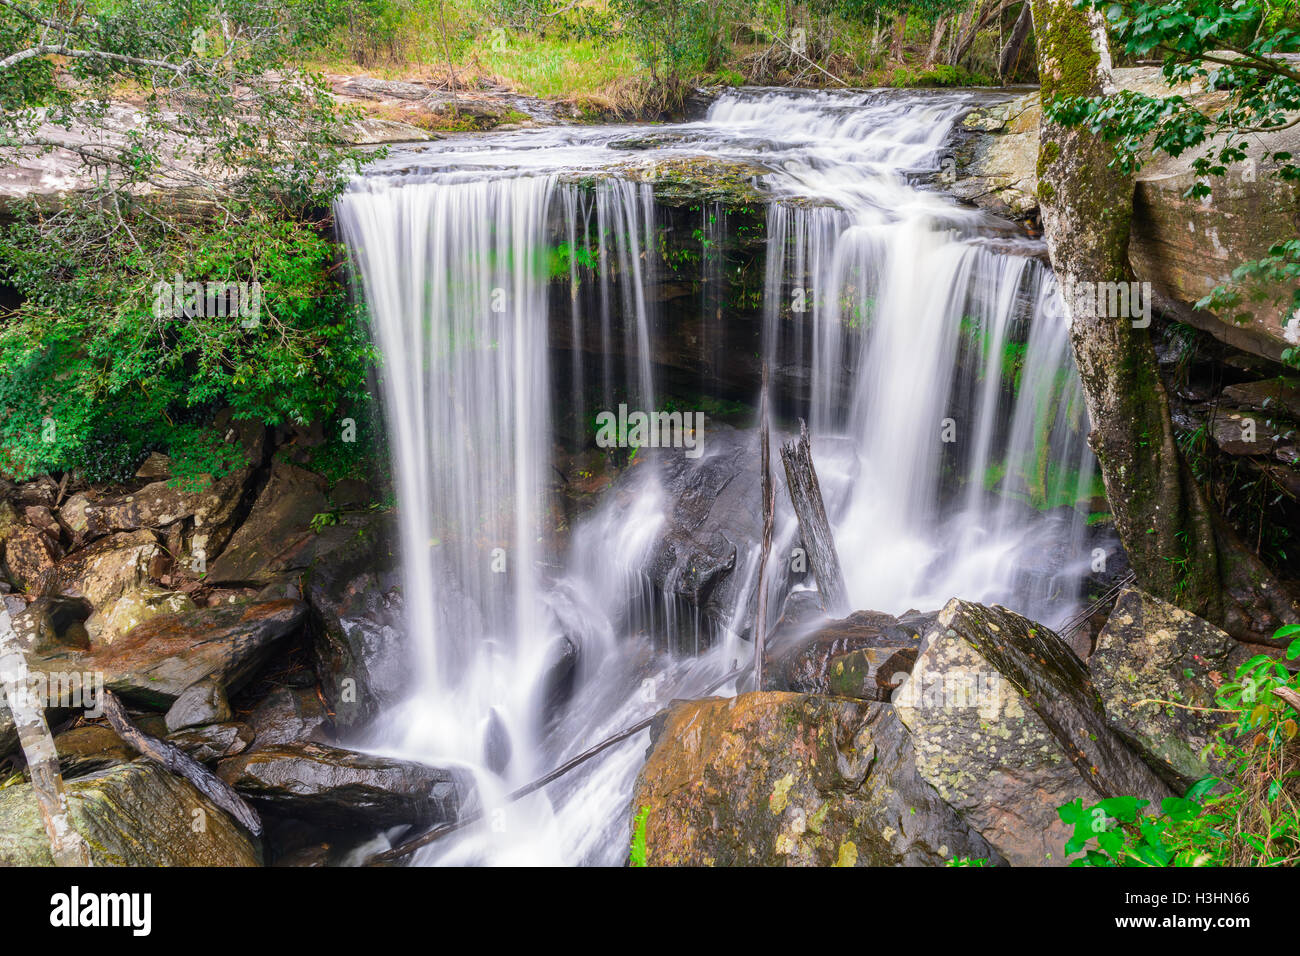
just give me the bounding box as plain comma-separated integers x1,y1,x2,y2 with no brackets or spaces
1030,0,1298,642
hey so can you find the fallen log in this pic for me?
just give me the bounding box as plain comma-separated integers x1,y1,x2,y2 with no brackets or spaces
100,689,262,836
780,419,851,617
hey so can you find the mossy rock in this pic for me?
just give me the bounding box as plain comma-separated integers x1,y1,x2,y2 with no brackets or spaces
0,761,262,866
630,692,1001,866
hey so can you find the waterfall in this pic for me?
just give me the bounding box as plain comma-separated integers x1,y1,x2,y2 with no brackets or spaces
334,88,1099,864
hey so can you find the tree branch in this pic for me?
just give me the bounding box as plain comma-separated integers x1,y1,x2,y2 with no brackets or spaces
0,43,193,74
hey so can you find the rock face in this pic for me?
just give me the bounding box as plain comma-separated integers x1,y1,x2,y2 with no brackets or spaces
631,693,1003,866
205,460,331,584
0,762,261,866
304,513,406,733
952,93,1040,218
595,425,855,648
894,599,1172,866
630,427,758,645
1091,587,1243,788
217,742,464,829
764,608,928,701
61,599,307,707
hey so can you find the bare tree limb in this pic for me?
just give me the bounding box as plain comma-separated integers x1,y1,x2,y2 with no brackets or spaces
780,419,851,617
753,363,777,690
0,43,194,74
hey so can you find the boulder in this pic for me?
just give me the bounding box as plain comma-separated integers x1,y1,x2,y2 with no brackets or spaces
247,685,334,748
50,723,138,777
3,525,60,590
168,721,255,764
22,505,61,541
217,742,465,829
40,529,163,609
1091,587,1245,789
165,677,233,732
893,599,1172,866
0,761,262,865
1221,377,1300,420
205,460,330,584
631,692,1003,866
56,599,307,708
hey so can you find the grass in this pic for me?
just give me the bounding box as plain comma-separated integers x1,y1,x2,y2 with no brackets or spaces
473,33,644,100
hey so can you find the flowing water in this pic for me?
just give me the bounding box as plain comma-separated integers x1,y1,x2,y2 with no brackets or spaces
334,88,1098,865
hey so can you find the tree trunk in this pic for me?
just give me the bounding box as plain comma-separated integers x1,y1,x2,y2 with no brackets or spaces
948,0,980,66
0,608,91,866
1030,0,1299,642
890,12,908,61
998,2,1033,82
925,17,949,68
101,690,262,836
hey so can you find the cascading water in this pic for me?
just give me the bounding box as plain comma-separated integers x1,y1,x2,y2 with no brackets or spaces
334,87,1100,865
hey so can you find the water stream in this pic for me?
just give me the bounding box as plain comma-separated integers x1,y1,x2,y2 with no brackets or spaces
334,88,1098,865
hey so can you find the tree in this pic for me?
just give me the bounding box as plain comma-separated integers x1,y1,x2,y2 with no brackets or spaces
0,0,374,482
1030,0,1299,640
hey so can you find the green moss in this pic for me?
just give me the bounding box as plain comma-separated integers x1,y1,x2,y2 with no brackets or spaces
1031,0,1103,102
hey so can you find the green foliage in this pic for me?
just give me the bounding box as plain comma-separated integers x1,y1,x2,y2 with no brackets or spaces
0,209,373,482
1044,0,1300,338
891,63,994,86
309,509,341,533
1058,626,1300,866
630,804,650,866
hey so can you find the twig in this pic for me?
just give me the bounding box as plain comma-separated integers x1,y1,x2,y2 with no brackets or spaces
1128,697,1234,714
1274,686,1300,713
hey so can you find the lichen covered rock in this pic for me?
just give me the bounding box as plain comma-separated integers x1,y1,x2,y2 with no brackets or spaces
893,599,1171,865
630,692,1002,866
1091,587,1243,788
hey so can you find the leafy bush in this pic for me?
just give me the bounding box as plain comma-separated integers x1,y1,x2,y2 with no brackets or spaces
0,209,374,483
